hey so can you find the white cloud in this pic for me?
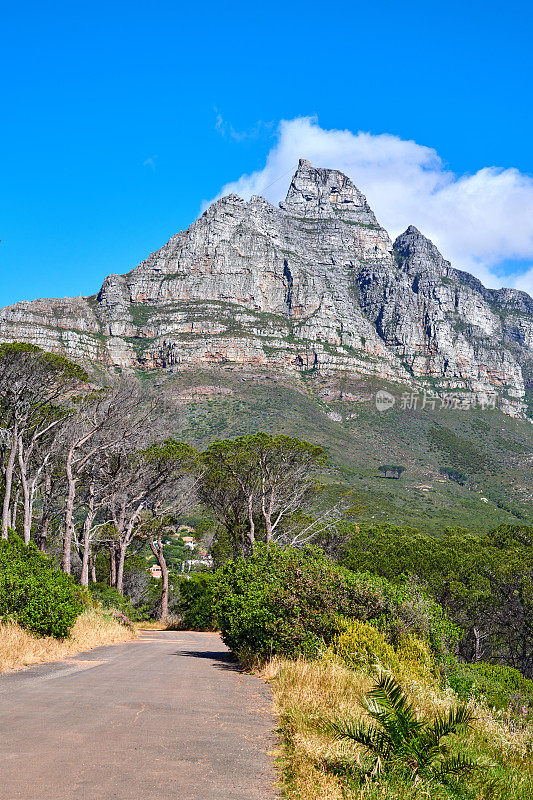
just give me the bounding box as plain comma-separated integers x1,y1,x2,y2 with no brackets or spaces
143,156,157,172
210,117,533,293
213,108,274,142
513,266,533,296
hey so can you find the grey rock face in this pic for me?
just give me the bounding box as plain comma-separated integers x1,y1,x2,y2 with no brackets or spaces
357,225,529,405
0,160,531,416
393,225,450,278
280,158,379,226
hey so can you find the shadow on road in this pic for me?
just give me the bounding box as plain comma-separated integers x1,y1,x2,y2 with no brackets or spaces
173,650,241,671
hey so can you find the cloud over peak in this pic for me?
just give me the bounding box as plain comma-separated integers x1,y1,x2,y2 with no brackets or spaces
211,117,533,295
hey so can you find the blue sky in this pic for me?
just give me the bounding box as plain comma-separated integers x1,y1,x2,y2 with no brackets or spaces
1,0,533,306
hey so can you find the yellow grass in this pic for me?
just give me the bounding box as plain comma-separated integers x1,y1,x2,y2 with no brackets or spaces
135,620,170,630
263,657,533,800
262,657,372,800
0,608,136,673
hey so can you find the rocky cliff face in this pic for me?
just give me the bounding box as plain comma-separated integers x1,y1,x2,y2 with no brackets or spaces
1,159,531,415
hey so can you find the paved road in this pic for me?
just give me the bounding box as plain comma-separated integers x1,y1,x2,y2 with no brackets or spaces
0,630,277,800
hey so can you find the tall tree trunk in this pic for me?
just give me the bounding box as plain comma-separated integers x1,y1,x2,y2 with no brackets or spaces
473,626,482,662
11,488,20,531
149,535,169,621
109,543,117,587
116,506,143,595
160,559,169,621
39,517,49,552
2,424,18,538
261,489,274,544
89,551,97,583
17,439,31,545
63,449,76,574
116,542,128,595
80,538,90,587
246,492,255,550
38,472,52,552
80,482,95,588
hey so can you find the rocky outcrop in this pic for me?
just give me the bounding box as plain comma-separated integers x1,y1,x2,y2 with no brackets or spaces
358,225,529,403
280,158,379,226
0,159,531,415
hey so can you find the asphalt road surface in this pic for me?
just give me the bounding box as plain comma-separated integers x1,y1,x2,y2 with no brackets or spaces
0,630,277,800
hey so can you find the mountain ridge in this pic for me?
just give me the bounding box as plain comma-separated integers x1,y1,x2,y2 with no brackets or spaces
1,158,531,417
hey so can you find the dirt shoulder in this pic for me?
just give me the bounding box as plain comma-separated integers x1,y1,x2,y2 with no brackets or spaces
0,608,136,673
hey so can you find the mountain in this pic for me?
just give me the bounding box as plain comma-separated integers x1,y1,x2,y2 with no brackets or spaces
2,159,532,529
0,159,532,417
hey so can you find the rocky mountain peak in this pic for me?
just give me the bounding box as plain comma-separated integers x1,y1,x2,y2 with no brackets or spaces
0,158,531,417
393,225,450,278
279,159,379,226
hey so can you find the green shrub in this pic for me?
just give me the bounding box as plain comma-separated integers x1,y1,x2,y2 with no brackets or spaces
379,577,461,657
214,545,453,662
0,532,85,638
332,620,400,672
395,634,434,678
445,658,533,711
88,583,145,621
214,545,388,661
332,622,435,680
178,572,217,630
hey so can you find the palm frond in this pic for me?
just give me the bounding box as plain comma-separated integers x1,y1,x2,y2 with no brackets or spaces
324,718,391,756
432,754,485,778
367,674,415,720
366,673,425,741
421,704,475,751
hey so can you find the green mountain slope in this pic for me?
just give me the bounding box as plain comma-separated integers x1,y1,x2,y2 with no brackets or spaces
154,365,533,533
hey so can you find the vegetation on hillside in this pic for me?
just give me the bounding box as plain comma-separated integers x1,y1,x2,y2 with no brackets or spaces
2,343,533,796
340,524,533,675
172,366,532,532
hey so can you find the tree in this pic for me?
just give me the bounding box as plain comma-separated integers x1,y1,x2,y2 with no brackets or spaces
439,467,466,485
133,440,199,618
471,526,533,674
142,514,174,620
108,439,198,595
198,438,259,554
198,433,325,555
377,465,406,479
0,343,87,541
252,433,325,543
325,673,480,781
73,471,115,588
340,523,533,676
34,456,66,553
60,379,159,574
99,448,153,593
16,406,67,545
198,443,254,556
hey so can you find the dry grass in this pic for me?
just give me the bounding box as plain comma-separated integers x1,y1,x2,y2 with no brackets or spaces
262,657,372,800
263,657,533,800
134,620,168,630
0,608,136,673
133,619,187,631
